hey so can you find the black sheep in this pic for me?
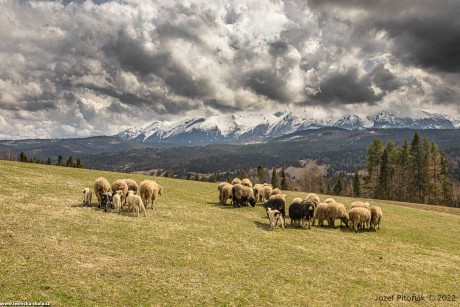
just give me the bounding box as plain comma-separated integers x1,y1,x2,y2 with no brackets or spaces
263,198,286,229
300,200,315,229
289,202,304,228
100,192,113,212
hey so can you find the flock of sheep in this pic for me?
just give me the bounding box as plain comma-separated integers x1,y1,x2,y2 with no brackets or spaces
83,177,163,217
218,178,383,232
80,175,382,230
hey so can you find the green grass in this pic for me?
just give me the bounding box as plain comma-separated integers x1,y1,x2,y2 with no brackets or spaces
1,160,459,306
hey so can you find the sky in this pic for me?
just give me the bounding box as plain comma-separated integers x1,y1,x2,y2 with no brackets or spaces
0,0,459,139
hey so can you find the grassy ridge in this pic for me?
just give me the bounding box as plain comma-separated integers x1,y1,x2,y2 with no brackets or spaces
0,161,459,306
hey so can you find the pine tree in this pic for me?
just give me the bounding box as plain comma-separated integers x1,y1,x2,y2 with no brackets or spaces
46,157,51,165
353,171,362,197
76,157,83,168
400,139,411,201
440,153,453,206
366,138,383,195
57,155,64,166
257,166,265,183
210,174,217,183
333,173,344,195
18,152,27,162
271,168,280,189
186,173,192,180
66,156,75,167
409,132,424,203
280,169,288,190
378,141,396,199
240,169,247,180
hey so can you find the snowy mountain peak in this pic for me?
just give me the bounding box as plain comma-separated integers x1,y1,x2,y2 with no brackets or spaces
116,111,459,145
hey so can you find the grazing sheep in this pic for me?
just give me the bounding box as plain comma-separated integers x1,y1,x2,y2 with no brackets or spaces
306,193,321,208
262,185,273,202
313,203,329,226
324,198,336,204
350,202,371,227
271,188,281,196
83,187,92,206
139,180,162,210
112,190,123,213
291,197,303,205
270,193,288,202
112,179,129,206
232,184,256,207
266,208,283,230
301,200,316,229
218,182,230,203
123,179,138,193
289,202,304,228
221,184,233,205
370,206,383,230
253,184,264,203
94,177,110,208
231,178,242,185
263,197,286,229
326,202,348,228
126,191,146,217
348,207,371,232
241,178,253,188
100,192,113,212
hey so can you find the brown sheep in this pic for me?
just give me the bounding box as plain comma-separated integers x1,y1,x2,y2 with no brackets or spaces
270,193,288,202
232,183,256,207
324,198,336,204
253,184,264,203
94,177,110,208
112,179,129,206
291,197,303,205
231,178,242,185
123,179,138,193
262,185,273,202
348,207,371,232
218,182,231,203
306,193,321,209
241,178,253,188
313,202,328,226
139,180,162,210
221,184,233,205
326,202,348,228
370,206,383,230
271,188,281,196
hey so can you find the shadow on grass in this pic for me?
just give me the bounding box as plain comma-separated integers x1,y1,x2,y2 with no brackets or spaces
253,221,273,231
207,201,239,209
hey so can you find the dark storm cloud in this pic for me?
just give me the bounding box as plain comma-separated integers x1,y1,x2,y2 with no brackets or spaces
268,41,289,57
310,68,381,105
244,68,292,103
368,64,401,92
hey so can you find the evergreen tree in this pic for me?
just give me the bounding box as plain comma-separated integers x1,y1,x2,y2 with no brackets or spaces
353,171,362,197
18,152,27,162
195,174,200,181
280,169,288,190
409,132,425,203
57,155,64,166
240,169,247,180
271,168,280,189
257,166,265,183
366,138,383,195
76,157,83,168
186,173,192,180
400,139,411,201
210,174,217,183
440,153,453,206
66,156,75,167
332,173,344,195
46,157,51,165
378,141,396,199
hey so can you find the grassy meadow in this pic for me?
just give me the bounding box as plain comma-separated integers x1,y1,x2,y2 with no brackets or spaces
0,160,459,306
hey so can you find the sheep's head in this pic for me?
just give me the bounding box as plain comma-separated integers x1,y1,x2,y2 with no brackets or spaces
248,197,256,207
158,185,164,196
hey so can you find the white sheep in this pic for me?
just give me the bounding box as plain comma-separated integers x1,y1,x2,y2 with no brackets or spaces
126,191,146,217
83,187,92,206
112,190,123,213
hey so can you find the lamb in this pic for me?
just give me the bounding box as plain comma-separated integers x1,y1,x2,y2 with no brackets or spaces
266,208,283,230
241,178,253,188
369,206,383,230
126,191,146,217
326,202,348,228
324,198,336,204
252,184,264,203
263,197,286,229
262,185,273,202
306,193,321,208
83,187,92,206
139,180,162,210
221,184,233,205
112,190,123,213
271,188,281,196
313,202,328,226
94,177,110,208
232,183,256,207
231,178,242,185
348,207,371,232
123,179,138,193
111,179,129,206
100,192,113,212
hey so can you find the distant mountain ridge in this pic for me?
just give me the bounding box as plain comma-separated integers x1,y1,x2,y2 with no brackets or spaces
116,111,457,145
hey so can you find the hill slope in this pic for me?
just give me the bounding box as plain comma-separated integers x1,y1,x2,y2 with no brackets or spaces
1,161,459,306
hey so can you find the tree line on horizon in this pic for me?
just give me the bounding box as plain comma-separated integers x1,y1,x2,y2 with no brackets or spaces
17,152,84,168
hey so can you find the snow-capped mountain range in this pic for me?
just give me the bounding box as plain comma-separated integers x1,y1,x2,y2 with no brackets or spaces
116,111,459,145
